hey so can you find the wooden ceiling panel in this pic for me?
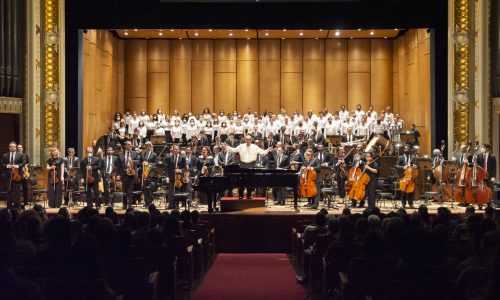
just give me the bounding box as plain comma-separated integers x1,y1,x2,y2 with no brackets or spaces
114,29,402,40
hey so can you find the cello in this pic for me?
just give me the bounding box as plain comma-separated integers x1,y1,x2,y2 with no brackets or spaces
399,150,419,194
464,154,492,205
299,157,318,198
346,153,363,192
348,158,379,202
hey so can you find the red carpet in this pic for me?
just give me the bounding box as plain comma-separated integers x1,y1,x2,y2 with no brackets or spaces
193,253,306,300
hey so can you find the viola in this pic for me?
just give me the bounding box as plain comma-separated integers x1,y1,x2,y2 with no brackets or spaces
174,170,183,188
86,165,95,183
126,157,136,176
11,168,22,182
49,168,59,184
299,158,318,198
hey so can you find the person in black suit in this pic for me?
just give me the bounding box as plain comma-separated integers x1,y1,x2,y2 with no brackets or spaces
289,144,304,171
197,147,216,212
106,127,119,149
409,124,421,146
185,147,198,172
341,127,362,144
198,130,210,148
46,147,65,208
80,147,102,209
249,125,263,141
218,146,235,167
455,144,473,168
16,144,30,206
276,126,288,145
225,133,239,148
316,144,332,166
273,147,290,205
477,143,496,189
264,132,277,149
310,127,325,148
117,141,140,209
396,145,419,208
254,153,270,197
139,142,158,207
64,147,80,205
165,144,187,209
333,147,351,204
102,146,118,206
2,142,25,208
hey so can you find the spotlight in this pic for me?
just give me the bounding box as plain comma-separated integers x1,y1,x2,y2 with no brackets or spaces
247,38,251,40
133,29,138,32
281,37,285,40
319,29,323,31
194,32,199,36
394,28,398,31
208,29,213,32
335,31,340,37
283,29,287,32
159,32,163,36
170,29,174,32
299,32,303,36
245,29,249,32
370,31,374,35
265,32,269,36
229,33,233,36
384,36,388,39
357,28,362,31
124,32,129,36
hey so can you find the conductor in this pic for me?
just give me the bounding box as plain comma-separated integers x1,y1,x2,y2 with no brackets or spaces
222,135,273,199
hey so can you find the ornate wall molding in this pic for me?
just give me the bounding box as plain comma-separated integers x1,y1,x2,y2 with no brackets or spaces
0,97,23,114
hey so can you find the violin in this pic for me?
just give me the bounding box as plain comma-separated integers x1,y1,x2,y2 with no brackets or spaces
348,158,378,202
86,163,95,184
174,169,183,188
126,157,136,176
336,147,354,178
299,157,318,198
182,169,190,183
49,167,59,184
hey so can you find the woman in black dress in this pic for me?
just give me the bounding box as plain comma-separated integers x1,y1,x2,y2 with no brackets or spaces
46,147,65,208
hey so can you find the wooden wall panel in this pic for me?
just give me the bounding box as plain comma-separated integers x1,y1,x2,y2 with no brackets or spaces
347,39,370,110
147,40,170,114
370,39,393,111
124,40,148,113
259,40,280,113
303,61,325,114
214,40,236,112
325,40,348,110
191,40,214,114
281,40,302,112
170,40,192,113
237,40,259,112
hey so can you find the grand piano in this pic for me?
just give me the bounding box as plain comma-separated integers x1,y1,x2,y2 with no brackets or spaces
193,164,300,211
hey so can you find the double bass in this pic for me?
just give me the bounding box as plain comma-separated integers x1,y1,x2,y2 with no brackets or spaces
346,151,364,192
432,141,452,201
464,154,492,205
452,141,472,203
299,157,318,198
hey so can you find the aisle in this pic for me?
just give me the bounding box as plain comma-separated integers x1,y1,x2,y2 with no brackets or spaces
193,253,306,300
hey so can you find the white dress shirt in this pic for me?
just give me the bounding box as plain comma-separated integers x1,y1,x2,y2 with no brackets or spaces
225,143,270,164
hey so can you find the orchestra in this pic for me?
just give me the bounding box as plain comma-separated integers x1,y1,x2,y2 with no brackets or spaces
2,104,497,212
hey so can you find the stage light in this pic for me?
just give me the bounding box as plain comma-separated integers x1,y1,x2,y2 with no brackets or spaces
350,37,354,39
194,32,199,36
299,32,303,36
170,29,174,31
245,29,249,32
229,33,233,36
394,28,398,31
335,31,340,36
281,37,285,40
133,29,138,32
159,32,163,36
370,31,374,35
384,36,388,39
208,29,213,32
283,29,287,31
247,38,251,40
265,32,269,36
319,29,323,31
179,37,182,40
357,28,362,31
124,32,129,36
315,38,319,40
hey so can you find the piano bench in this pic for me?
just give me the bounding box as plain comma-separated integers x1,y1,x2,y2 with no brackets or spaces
173,193,190,210
321,188,336,209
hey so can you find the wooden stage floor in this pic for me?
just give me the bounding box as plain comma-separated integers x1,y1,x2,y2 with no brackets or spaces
1,198,473,216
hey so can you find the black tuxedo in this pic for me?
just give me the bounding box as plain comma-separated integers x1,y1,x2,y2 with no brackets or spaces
478,153,496,179
264,138,276,149
276,132,288,144
289,151,304,165
396,154,418,171
185,154,198,171
63,155,80,205
65,155,80,170
342,134,361,143
226,138,239,148
106,133,119,148
165,154,187,180
2,151,25,207
249,131,262,141
218,151,235,166
101,154,118,205
198,136,210,147
310,133,325,146
316,151,332,166
19,153,30,204
118,150,140,208
455,153,472,167
80,156,102,208
275,154,290,169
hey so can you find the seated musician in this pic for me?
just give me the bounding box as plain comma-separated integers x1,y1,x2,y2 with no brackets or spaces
310,127,325,148
249,125,263,141
302,149,321,209
341,127,362,144
106,127,119,149
396,145,418,209
222,135,273,199
197,146,215,212
276,126,288,145
273,147,290,205
226,132,239,148
140,141,157,207
198,130,210,148
102,146,118,206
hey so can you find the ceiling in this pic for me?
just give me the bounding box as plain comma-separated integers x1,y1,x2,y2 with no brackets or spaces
114,29,401,39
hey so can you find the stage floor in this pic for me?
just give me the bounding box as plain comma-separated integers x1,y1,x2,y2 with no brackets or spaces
1,198,474,216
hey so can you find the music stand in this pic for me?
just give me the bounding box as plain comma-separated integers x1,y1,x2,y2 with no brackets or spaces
400,132,415,145
330,135,343,147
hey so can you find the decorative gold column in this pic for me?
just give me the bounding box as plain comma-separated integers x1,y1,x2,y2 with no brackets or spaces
43,0,61,149
452,0,470,146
